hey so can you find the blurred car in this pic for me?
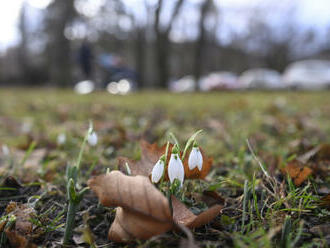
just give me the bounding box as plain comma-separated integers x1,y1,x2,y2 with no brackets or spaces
199,71,240,91
98,53,138,92
169,75,195,92
283,60,330,89
239,68,283,89
106,78,132,95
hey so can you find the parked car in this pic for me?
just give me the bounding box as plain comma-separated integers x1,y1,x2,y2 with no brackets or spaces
283,60,330,89
169,75,195,92
239,68,283,89
199,71,240,91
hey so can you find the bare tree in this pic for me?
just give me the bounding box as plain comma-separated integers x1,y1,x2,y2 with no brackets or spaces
154,0,185,88
193,0,215,90
18,2,29,82
45,0,76,87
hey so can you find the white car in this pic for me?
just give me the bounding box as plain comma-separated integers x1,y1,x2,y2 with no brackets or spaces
239,68,283,89
199,72,240,91
283,60,330,89
169,75,196,92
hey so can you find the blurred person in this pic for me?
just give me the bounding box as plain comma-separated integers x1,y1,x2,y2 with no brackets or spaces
78,40,93,79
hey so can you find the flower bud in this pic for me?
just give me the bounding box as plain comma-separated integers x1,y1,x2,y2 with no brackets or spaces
57,133,66,145
188,146,203,171
88,131,98,146
168,148,184,186
151,158,165,183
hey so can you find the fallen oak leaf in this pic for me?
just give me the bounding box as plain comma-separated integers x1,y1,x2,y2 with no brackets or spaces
88,171,223,243
311,144,330,162
88,170,173,242
5,202,35,235
319,194,330,209
191,191,225,207
296,144,330,178
118,140,166,177
4,230,37,248
280,160,312,186
3,202,37,248
171,196,222,228
310,224,330,236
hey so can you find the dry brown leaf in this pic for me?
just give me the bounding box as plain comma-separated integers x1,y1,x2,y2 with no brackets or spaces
118,140,165,177
118,140,213,180
4,230,37,248
319,194,330,209
88,171,173,242
310,224,330,236
171,196,222,228
296,144,330,178
88,171,222,243
191,191,225,207
281,160,312,186
312,144,330,162
3,202,37,248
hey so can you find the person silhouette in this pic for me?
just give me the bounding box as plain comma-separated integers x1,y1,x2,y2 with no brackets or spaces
78,40,93,79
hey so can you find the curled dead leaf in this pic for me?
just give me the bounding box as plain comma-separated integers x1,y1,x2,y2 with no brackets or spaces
2,202,37,248
4,230,37,248
88,171,173,242
0,148,47,182
118,140,165,177
171,196,222,228
319,194,330,209
191,191,225,207
310,224,330,236
281,160,312,186
88,171,222,243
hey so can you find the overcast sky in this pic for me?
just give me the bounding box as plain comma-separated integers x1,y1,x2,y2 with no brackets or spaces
0,0,329,50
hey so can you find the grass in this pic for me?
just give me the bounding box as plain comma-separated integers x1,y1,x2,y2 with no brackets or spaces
0,89,329,247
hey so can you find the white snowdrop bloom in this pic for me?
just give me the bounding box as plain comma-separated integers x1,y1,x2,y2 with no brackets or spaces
168,153,184,186
57,133,66,145
188,147,203,171
151,159,165,183
2,145,10,156
88,131,98,146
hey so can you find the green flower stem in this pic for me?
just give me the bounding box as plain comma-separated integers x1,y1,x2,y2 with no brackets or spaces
63,200,78,245
76,124,93,171
182,129,202,162
63,179,89,245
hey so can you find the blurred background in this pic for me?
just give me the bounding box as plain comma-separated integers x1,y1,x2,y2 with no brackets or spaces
0,0,330,92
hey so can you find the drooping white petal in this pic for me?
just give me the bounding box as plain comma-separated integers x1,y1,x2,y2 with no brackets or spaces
151,160,164,183
57,133,66,145
188,147,203,171
168,153,184,186
88,131,98,146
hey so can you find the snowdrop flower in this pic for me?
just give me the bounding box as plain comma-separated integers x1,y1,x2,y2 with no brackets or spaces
88,131,98,146
188,145,203,171
2,145,9,156
57,133,66,145
168,146,184,186
151,155,165,183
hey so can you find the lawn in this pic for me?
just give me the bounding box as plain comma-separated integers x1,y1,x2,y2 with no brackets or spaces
0,89,329,247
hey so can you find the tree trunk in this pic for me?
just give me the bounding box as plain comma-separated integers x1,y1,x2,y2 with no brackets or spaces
135,28,146,89
46,0,76,87
154,0,185,89
193,0,213,91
